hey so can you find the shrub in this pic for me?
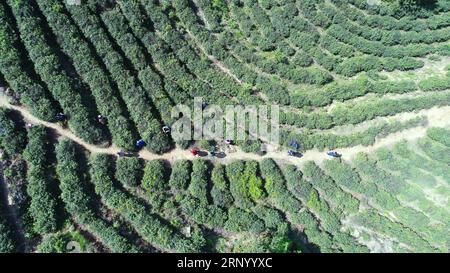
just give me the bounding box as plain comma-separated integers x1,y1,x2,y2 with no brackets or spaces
291,52,314,67
226,161,254,209
169,160,192,191
0,184,17,252
115,157,144,188
225,207,265,233
37,231,88,253
56,139,137,253
23,125,58,234
188,159,210,204
0,4,56,121
282,165,312,202
238,139,263,154
210,164,234,208
418,76,450,91
179,196,227,229
0,219,17,253
303,162,360,215
322,160,365,194
7,0,104,144
90,154,200,252
259,159,302,212
354,210,436,252
0,108,26,156
393,141,450,182
62,2,171,153
417,137,450,164
426,127,450,147
2,156,29,233
280,115,426,151
289,210,334,253
245,161,266,201
140,0,257,104
39,1,140,150
252,205,285,231
142,160,169,209
287,91,450,131
353,152,406,195
142,160,167,192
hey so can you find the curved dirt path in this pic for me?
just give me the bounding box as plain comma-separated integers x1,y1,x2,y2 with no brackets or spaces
1,95,450,167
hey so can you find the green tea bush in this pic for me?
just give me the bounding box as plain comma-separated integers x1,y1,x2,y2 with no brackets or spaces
0,185,17,252
115,157,144,188
210,164,234,208
60,1,172,153
0,4,56,121
418,76,450,91
417,137,450,164
142,160,169,209
7,0,104,144
56,139,137,253
303,162,360,215
225,207,265,233
169,160,192,192
180,196,227,229
90,154,201,252
0,108,26,156
259,159,302,213
188,159,210,204
23,126,58,234
426,127,450,147
226,161,254,209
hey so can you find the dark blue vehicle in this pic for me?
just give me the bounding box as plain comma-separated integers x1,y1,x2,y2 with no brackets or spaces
327,151,341,158
55,113,67,121
288,150,303,158
136,139,146,149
